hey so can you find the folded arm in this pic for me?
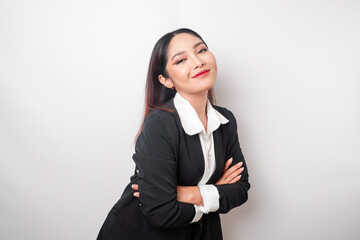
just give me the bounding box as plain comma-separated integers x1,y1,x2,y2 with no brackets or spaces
133,154,245,221
215,110,250,214
132,111,195,229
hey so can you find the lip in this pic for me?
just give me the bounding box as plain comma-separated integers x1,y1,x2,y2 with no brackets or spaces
192,69,210,78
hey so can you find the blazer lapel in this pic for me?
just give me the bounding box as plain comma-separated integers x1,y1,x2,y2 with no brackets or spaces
164,98,205,185
206,129,224,184
187,134,205,185
163,97,225,185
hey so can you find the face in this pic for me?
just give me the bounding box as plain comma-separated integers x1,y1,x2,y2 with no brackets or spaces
158,33,217,96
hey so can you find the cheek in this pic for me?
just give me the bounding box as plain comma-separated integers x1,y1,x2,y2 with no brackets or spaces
208,53,217,68
208,54,217,78
172,66,190,80
166,66,191,86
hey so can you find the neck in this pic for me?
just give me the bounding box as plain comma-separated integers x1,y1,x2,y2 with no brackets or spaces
177,91,209,131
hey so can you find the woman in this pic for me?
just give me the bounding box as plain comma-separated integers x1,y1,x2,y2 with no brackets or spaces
97,28,250,240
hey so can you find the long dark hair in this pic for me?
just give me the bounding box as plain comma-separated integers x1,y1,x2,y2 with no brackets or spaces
134,28,216,144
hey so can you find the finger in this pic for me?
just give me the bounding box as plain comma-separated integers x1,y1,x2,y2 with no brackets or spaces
229,175,241,184
223,162,243,178
223,158,233,172
225,167,244,182
225,169,241,183
131,184,139,191
133,192,139,198
223,163,239,178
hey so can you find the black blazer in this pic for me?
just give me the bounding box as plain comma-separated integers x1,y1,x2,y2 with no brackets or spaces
97,97,250,240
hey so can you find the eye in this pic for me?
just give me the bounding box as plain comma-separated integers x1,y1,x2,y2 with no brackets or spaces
198,48,208,54
176,58,186,64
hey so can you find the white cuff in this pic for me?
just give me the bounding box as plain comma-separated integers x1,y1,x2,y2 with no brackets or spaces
191,204,203,223
197,184,220,214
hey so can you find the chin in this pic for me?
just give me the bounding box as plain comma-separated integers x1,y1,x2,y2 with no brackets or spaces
206,77,216,89
199,83,215,94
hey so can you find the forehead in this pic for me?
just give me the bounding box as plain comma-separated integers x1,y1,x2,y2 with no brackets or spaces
167,33,203,54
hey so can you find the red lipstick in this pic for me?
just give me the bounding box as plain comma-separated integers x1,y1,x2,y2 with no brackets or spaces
193,69,210,78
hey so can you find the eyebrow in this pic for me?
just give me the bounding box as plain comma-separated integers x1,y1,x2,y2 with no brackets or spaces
170,41,206,61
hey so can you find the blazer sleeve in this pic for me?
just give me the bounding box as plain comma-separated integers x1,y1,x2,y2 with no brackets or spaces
132,111,195,229
215,109,251,214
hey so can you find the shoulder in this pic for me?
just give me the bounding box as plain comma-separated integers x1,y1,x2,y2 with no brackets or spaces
145,109,176,125
213,104,237,124
136,109,179,152
143,109,178,135
212,105,240,141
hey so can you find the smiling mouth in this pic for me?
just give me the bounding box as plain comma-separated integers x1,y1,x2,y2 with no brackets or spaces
193,70,210,78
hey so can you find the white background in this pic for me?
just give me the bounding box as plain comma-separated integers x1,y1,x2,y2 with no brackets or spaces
1,0,359,239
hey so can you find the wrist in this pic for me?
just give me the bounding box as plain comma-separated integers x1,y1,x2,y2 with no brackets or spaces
193,186,203,206
177,186,204,205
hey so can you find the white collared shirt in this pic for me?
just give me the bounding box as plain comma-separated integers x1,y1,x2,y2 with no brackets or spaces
173,92,229,223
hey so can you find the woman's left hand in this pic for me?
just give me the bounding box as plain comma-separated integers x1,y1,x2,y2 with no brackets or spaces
132,184,140,198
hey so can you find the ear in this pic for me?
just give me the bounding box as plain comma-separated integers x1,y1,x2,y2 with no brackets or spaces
158,75,174,89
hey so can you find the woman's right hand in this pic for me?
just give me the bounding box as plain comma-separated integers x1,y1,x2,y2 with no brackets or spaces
215,157,244,185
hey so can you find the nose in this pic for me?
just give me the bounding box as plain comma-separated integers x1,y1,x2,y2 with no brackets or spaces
193,55,205,70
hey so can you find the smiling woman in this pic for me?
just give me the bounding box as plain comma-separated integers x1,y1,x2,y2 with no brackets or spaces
96,28,250,240
158,33,217,100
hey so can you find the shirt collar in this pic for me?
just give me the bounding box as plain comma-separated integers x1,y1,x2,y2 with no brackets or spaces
173,92,229,136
